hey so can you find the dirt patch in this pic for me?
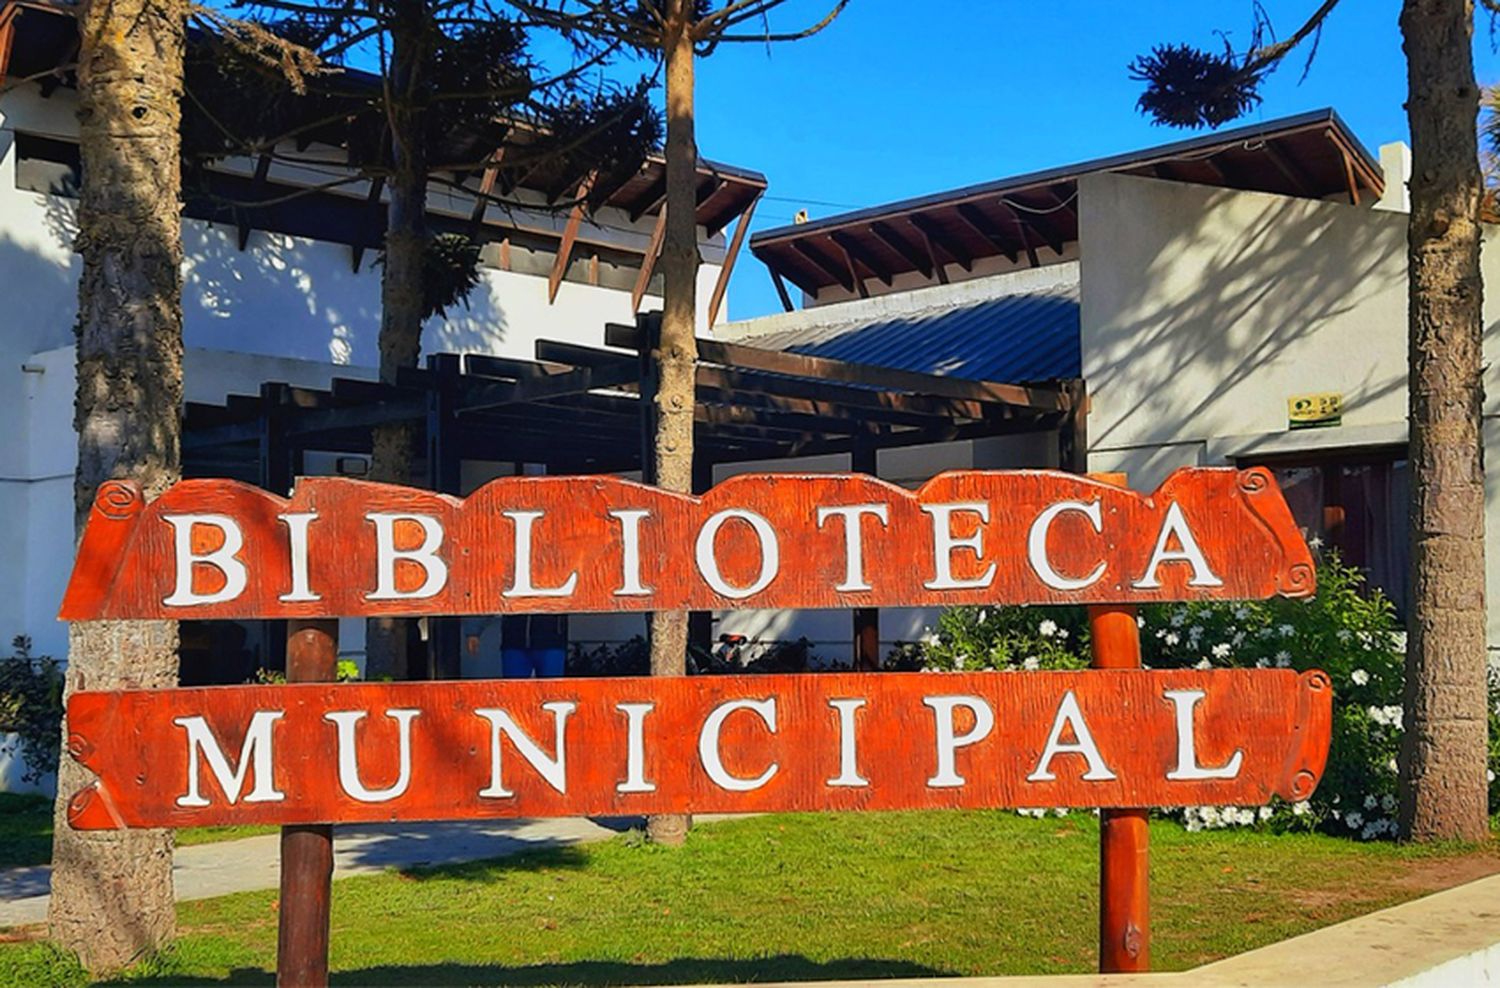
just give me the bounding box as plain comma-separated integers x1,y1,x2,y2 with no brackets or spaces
0,923,45,943
1393,849,1500,894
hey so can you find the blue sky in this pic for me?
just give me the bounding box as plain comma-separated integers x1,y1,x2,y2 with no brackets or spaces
694,1,1500,320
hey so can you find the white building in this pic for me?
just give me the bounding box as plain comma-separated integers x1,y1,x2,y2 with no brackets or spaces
738,108,1500,661
0,1,770,790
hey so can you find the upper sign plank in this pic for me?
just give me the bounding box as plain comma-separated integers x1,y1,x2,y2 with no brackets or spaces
59,467,1313,621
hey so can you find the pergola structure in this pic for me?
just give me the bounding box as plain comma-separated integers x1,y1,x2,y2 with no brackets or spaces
183,314,1086,673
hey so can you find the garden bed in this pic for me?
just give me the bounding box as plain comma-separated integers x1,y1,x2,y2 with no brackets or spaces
2,810,1495,986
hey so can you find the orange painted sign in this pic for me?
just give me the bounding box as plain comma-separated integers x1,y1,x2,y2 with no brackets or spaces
59,467,1313,620
64,669,1331,830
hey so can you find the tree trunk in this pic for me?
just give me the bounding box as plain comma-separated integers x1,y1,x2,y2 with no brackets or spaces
645,0,697,848
49,0,186,969
1398,0,1491,842
367,0,431,680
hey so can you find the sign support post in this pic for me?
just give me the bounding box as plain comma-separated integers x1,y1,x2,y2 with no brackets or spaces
276,619,338,988
1089,473,1149,972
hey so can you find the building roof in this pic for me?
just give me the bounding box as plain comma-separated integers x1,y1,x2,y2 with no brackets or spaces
750,109,1384,297
726,268,1080,384
0,0,766,237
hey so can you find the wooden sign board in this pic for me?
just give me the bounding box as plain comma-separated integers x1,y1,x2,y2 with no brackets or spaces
60,467,1313,620
64,669,1331,830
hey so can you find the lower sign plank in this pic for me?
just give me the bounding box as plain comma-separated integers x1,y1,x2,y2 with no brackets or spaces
65,670,1331,830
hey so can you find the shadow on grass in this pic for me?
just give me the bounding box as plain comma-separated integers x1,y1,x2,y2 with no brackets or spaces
105,954,950,986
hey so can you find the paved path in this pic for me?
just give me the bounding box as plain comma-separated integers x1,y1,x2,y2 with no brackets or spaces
0,816,644,928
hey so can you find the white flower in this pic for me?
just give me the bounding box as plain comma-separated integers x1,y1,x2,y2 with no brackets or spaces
1057,628,1069,640
1364,795,1378,810
1236,808,1255,826
1388,757,1399,773
1137,615,1146,628
1258,806,1274,821
1278,624,1295,637
1351,669,1370,686
1274,650,1291,667
1255,657,1270,668
1381,794,1397,812
953,655,966,670
1233,631,1247,646
1052,807,1068,817
1337,629,1353,643
921,630,940,647
1201,806,1220,825
977,609,989,624
1233,607,1250,620
1292,800,1310,816
1346,811,1364,829
1022,656,1040,671
1170,611,1186,628
1308,535,1324,549
1038,619,1057,638
1164,632,1181,647
1489,770,1496,784
1212,643,1232,659
1194,658,1211,670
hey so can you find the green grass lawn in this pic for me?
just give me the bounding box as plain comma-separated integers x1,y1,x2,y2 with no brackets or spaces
2,810,1496,987
0,794,277,869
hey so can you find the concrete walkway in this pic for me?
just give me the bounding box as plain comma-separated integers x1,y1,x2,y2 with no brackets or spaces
0,816,642,927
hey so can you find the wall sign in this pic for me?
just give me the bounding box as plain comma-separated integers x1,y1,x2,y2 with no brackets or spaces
1288,392,1343,430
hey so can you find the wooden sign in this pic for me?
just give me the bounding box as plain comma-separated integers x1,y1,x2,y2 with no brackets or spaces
64,669,1331,830
58,466,1313,621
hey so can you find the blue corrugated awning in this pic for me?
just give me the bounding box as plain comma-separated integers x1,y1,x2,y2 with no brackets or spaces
739,281,1080,384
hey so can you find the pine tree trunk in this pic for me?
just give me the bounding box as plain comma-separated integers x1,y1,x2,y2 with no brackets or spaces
49,0,185,969
644,1,697,848
366,0,430,680
1398,0,1491,842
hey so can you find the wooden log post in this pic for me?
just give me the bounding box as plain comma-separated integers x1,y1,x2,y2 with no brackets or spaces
1089,471,1149,973
851,436,880,670
277,619,338,988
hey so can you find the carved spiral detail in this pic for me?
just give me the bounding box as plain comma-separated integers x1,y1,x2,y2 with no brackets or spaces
1288,769,1317,800
66,733,92,760
94,480,142,520
66,785,95,821
1238,468,1271,494
1305,670,1332,692
1281,562,1315,596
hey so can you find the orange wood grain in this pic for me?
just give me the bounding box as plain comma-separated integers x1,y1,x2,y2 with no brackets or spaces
64,669,1332,830
58,467,1314,621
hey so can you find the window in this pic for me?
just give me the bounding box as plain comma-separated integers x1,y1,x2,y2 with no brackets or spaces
1244,448,1409,617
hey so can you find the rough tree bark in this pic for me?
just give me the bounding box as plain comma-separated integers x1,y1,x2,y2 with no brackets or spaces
1398,0,1491,842
644,0,697,847
48,0,186,969
366,0,431,680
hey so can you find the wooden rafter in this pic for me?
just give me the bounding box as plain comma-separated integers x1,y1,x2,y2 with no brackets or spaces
953,203,1019,264
1328,130,1361,205
631,204,668,313
548,171,597,304
867,220,933,278
707,193,760,326
830,229,894,287
790,238,856,293
771,270,795,312
466,149,505,239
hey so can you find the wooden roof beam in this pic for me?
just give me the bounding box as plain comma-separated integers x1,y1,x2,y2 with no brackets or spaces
908,213,969,275
1000,195,1069,257
830,229,895,287
953,203,1019,264
628,173,668,222
867,220,934,279
790,238,856,293
236,154,273,251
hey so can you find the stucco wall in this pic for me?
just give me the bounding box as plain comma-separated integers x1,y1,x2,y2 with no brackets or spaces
1078,171,1500,648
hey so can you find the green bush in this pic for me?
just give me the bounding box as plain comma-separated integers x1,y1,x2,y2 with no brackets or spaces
902,555,1500,839
0,636,63,785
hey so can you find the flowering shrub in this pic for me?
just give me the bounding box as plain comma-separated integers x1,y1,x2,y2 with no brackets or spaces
0,636,63,784
899,554,1500,839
